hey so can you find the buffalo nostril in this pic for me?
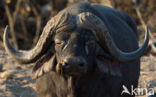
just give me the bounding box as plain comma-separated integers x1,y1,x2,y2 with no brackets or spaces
62,62,70,69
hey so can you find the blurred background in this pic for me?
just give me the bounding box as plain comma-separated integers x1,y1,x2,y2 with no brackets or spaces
0,0,156,97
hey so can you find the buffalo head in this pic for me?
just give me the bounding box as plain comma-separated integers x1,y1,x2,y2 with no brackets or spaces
3,11,149,78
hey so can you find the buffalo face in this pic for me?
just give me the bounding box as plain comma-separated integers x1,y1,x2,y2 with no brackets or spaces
54,28,96,76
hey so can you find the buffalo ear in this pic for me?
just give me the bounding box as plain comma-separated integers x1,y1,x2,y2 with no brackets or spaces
32,50,56,79
96,45,122,77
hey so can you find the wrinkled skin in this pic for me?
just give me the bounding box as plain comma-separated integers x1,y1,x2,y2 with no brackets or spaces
3,1,149,97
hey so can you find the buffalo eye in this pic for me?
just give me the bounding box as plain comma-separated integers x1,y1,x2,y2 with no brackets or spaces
55,39,65,46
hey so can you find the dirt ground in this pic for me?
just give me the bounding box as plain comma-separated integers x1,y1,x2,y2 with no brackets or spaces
0,49,156,97
0,50,36,97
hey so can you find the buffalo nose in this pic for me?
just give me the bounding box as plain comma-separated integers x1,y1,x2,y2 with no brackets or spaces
62,57,86,69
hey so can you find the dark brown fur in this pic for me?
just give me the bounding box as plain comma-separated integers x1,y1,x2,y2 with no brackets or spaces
36,70,122,97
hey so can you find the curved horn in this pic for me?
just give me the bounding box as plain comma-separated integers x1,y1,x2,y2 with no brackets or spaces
149,39,156,53
3,12,69,64
77,12,149,62
3,24,53,64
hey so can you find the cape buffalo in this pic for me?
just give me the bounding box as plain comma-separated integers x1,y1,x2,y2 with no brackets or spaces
3,2,149,97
